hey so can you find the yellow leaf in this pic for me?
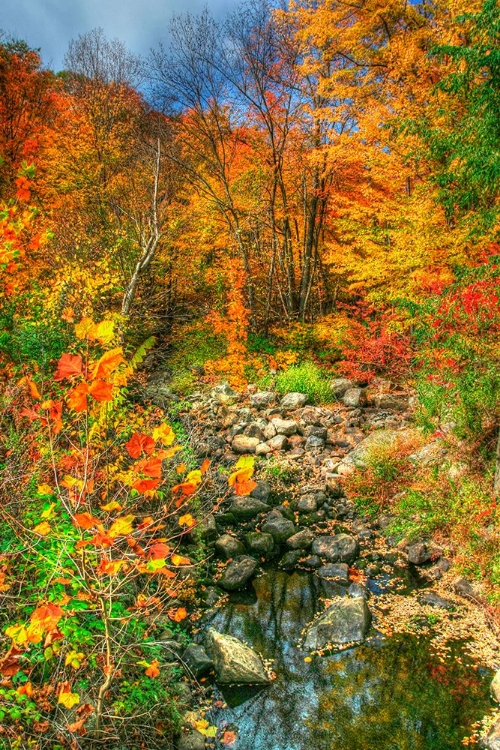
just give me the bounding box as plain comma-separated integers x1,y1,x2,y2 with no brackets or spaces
235,455,255,470
304,656,312,663
152,423,175,446
186,470,202,486
171,554,190,566
108,515,134,538
37,484,53,496
74,317,95,340
58,691,80,709
41,503,56,519
178,514,196,528
88,319,115,345
195,719,218,738
65,651,85,669
33,521,51,536
100,500,122,512
5,623,28,645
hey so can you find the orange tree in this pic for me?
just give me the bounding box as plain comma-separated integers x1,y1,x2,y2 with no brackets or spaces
0,316,208,747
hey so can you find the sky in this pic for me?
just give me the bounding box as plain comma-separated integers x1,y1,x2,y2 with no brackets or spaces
2,0,240,71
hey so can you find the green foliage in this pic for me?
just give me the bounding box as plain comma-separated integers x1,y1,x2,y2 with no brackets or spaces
274,361,331,404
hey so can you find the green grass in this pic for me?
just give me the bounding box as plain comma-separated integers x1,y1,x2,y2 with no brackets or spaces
274,361,331,404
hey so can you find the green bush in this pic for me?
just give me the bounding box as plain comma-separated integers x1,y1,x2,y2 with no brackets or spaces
275,361,331,404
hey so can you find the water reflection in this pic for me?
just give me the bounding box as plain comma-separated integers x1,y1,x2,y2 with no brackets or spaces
205,570,492,750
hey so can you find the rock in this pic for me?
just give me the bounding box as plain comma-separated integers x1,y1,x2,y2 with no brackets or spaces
229,497,271,520
337,428,416,473
177,730,206,750
317,563,349,582
419,592,454,610
374,393,409,411
481,716,500,749
305,435,325,449
267,434,289,451
143,381,178,407
173,681,193,708
348,582,370,599
312,534,359,564
261,510,296,543
304,597,371,651
262,422,277,440
272,418,298,436
297,494,318,513
245,532,275,557
286,529,315,550
407,541,442,565
211,382,241,405
256,442,271,455
192,515,217,542
281,392,309,410
243,423,265,441
232,435,261,454
215,534,245,560
342,388,366,408
409,440,447,467
452,576,478,600
218,556,258,591
182,644,214,679
250,391,276,409
279,550,302,570
491,670,500,703
302,555,322,569
250,482,271,503
205,628,270,685
289,447,305,459
331,378,355,398
303,425,328,440
325,474,344,498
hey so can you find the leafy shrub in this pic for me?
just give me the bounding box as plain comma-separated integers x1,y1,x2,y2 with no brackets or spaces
275,361,332,404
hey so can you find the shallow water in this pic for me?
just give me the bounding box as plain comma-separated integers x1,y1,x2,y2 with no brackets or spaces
204,570,492,750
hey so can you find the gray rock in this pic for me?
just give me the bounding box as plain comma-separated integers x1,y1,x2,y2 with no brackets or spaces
331,378,355,398
297,494,318,513
419,592,454,610
491,670,500,703
182,644,214,679
173,681,193,708
232,434,261,454
286,529,315,550
267,434,289,451
262,422,277,440
245,532,275,557
281,392,309,410
215,534,245,560
279,550,302,570
250,391,276,409
312,534,359,564
342,388,366,408
205,628,270,685
409,440,448,467
407,541,442,565
256,442,271,455
218,556,258,591
481,716,500,749
250,482,271,503
302,555,322,569
177,730,206,750
325,474,344,498
348,582,370,599
453,577,478,600
211,382,241,405
318,563,349,582
304,597,371,651
305,435,325,449
261,510,296,543
303,425,328,440
272,418,298,436
229,497,270,519
243,423,265,441
374,393,409,411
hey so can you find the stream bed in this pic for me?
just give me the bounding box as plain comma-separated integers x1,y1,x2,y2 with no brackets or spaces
202,569,493,750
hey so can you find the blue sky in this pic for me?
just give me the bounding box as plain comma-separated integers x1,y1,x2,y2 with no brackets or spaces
2,0,239,71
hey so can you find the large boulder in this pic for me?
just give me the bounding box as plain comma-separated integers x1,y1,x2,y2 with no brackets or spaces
267,434,289,451
205,628,270,684
481,717,500,750
218,556,258,591
337,429,415,474
272,418,298,436
211,383,241,405
229,497,271,520
312,534,359,564
407,541,442,565
331,378,355,399
304,597,371,651
245,531,275,557
342,388,366,408
373,393,409,411
215,534,245,560
286,529,315,550
491,670,500,703
261,510,296,543
232,435,261,454
281,392,309,410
